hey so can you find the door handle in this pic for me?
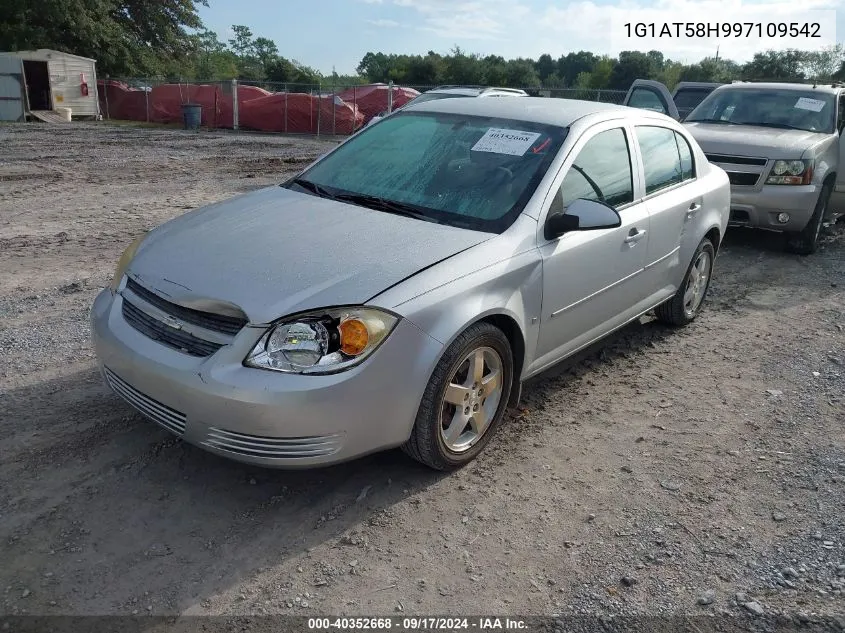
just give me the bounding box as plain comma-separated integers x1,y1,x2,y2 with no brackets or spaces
687,202,702,218
624,228,647,244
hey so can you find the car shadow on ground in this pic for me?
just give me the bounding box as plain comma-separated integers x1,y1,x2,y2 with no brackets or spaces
1,315,687,616
2,218,842,616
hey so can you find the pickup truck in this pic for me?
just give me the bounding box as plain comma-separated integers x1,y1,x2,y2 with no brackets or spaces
623,79,844,254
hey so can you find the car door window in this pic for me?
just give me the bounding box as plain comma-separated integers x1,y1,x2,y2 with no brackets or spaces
627,88,669,115
636,126,684,195
556,128,634,212
675,131,695,181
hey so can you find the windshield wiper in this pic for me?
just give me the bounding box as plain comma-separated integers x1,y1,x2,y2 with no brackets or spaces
685,118,741,125
746,122,807,131
332,192,442,224
288,177,336,200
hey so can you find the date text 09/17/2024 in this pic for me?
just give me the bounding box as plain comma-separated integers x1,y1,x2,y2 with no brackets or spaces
623,21,822,38
307,617,528,630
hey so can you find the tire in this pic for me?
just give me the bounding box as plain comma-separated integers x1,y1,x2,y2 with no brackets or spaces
655,237,715,327
785,181,831,255
402,322,513,471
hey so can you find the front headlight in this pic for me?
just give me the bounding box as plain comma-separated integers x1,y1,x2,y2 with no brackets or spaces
244,307,399,374
766,159,813,185
109,233,147,292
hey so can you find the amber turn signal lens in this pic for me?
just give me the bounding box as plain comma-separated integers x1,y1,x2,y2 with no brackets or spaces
338,318,369,356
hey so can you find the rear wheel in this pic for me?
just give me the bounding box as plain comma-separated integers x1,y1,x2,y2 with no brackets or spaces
785,181,831,255
402,322,513,471
655,237,715,327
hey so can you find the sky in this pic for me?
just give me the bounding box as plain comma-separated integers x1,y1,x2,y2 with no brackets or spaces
198,0,844,76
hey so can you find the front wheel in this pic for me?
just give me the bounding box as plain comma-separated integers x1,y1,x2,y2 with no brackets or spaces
785,182,831,255
402,322,513,471
655,237,715,327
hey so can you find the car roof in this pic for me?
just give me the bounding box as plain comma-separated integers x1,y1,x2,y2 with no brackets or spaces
404,96,665,127
715,82,841,95
425,85,528,97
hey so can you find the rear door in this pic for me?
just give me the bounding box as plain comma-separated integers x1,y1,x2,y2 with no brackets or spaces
631,123,702,294
623,79,680,120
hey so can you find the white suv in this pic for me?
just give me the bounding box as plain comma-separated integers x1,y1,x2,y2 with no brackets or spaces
365,85,529,127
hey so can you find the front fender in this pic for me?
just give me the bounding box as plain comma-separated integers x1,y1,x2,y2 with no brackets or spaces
372,247,543,382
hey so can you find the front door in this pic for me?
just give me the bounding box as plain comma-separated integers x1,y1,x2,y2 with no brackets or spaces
623,79,680,120
533,125,650,371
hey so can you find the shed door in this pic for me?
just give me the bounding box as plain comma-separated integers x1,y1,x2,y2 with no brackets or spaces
0,56,26,122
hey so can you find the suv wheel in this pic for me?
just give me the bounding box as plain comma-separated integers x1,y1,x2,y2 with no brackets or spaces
785,181,831,255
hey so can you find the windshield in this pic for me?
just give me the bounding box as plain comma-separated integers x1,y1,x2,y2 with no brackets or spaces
288,111,567,233
686,88,835,133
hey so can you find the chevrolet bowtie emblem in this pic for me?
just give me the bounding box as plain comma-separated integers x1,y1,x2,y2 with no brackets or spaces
161,315,184,330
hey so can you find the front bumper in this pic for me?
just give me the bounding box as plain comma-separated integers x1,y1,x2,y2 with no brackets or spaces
90,289,444,468
728,184,820,232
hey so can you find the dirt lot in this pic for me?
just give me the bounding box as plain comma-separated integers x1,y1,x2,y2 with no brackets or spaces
1,123,844,622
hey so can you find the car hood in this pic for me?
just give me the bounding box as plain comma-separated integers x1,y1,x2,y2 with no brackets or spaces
128,186,492,324
683,122,829,159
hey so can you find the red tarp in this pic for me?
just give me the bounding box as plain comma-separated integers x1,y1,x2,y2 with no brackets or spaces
337,84,420,122
98,80,149,122
240,93,362,135
97,80,364,134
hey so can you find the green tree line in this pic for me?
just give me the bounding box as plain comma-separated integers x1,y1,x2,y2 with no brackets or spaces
1,1,843,89
356,46,845,90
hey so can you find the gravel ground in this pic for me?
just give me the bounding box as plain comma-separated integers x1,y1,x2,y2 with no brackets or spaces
0,123,843,625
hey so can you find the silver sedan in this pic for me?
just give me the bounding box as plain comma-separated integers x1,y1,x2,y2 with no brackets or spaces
91,97,730,470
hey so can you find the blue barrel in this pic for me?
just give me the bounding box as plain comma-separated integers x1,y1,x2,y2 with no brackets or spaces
181,103,202,130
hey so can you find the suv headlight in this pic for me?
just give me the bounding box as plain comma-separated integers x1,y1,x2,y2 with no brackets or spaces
245,307,399,374
766,159,813,185
109,233,148,292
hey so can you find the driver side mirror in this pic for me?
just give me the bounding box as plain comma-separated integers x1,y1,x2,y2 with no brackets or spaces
545,198,622,240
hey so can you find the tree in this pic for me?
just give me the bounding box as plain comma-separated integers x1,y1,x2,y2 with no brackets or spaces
357,52,394,82
190,28,237,80
802,44,845,81
535,53,556,82
609,51,656,89
741,49,806,81
253,37,279,69
589,56,615,88
444,46,484,84
228,25,255,58
481,55,508,86
406,53,445,86
505,58,541,87
0,0,206,76
657,60,684,90
557,51,597,86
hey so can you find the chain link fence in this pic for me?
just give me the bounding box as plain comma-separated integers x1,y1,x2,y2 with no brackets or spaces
97,77,627,137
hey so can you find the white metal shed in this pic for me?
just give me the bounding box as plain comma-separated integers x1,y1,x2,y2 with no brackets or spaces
0,49,100,118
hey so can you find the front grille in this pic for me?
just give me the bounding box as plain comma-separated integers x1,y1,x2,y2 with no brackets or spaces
706,153,767,166
202,427,343,459
122,300,223,357
727,172,760,187
104,367,186,436
125,278,247,336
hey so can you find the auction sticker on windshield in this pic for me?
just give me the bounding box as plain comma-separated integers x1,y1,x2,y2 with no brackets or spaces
472,128,542,156
794,97,826,112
